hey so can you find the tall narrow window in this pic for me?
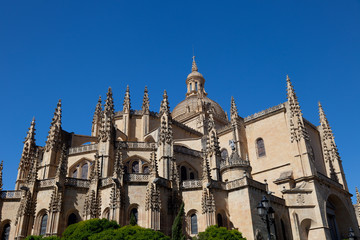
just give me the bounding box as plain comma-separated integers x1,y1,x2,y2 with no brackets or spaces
190,83,192,91
195,82,198,91
132,161,139,173
181,166,187,181
143,166,149,174
217,213,223,227
68,213,77,226
130,208,138,224
81,163,88,179
256,138,266,157
72,169,78,178
1,223,10,240
40,214,48,235
191,214,198,234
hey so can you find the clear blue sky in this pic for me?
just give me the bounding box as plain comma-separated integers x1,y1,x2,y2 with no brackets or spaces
1,1,359,202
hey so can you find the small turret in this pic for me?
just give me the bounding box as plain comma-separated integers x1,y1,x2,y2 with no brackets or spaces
186,56,207,98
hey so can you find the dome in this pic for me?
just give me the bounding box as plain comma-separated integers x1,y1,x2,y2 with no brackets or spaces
172,95,227,120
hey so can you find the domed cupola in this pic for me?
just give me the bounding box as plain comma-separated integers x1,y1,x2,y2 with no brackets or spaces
186,56,207,98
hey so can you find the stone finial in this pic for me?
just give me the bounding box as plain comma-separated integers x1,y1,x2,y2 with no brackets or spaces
356,187,360,204
0,160,3,191
20,118,37,171
45,100,62,152
159,90,170,115
192,56,198,72
142,86,150,114
123,85,131,113
92,96,102,125
230,96,238,121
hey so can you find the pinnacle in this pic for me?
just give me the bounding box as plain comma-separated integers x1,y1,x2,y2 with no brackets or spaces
192,56,198,72
230,96,238,119
356,187,360,203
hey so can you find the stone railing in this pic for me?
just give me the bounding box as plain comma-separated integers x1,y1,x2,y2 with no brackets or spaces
125,173,150,182
225,177,247,191
100,177,114,187
244,103,285,122
64,178,90,188
181,180,202,189
69,143,98,155
38,178,56,188
0,190,22,199
174,145,202,158
220,159,250,170
117,142,156,150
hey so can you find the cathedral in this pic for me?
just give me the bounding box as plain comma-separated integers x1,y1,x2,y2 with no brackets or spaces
0,58,359,240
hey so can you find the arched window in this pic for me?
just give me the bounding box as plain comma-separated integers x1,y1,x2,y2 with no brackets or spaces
72,169,78,178
130,208,138,224
67,213,77,226
132,161,139,173
190,83,192,91
190,172,195,180
221,149,228,161
143,166,149,174
1,223,10,240
81,163,88,179
191,214,198,234
181,166,187,181
256,138,266,157
40,214,48,235
195,82,198,91
217,213,223,227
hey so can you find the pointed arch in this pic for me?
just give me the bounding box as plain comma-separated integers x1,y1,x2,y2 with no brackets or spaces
0,220,11,240
68,157,93,179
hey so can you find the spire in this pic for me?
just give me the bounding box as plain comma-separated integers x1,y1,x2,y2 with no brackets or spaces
90,152,101,181
318,101,334,141
27,148,39,183
142,86,150,114
149,148,158,177
105,87,115,118
159,90,170,115
286,75,301,117
286,75,308,142
201,150,211,183
45,100,62,152
0,160,3,191
356,187,359,204
123,85,131,113
20,118,37,170
192,56,198,72
92,96,102,125
230,96,238,121
99,88,115,142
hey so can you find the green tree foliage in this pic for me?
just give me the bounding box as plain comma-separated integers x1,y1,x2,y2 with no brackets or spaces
194,225,246,240
61,218,119,240
129,212,137,226
171,202,185,240
88,225,170,240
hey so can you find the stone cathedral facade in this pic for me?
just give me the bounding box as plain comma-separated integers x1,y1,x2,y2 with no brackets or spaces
0,58,359,240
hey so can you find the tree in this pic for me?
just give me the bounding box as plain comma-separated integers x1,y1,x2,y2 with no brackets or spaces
171,201,185,240
61,218,119,240
130,212,137,226
25,236,60,240
195,225,246,240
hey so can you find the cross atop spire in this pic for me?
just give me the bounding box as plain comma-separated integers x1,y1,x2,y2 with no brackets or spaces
192,56,198,72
